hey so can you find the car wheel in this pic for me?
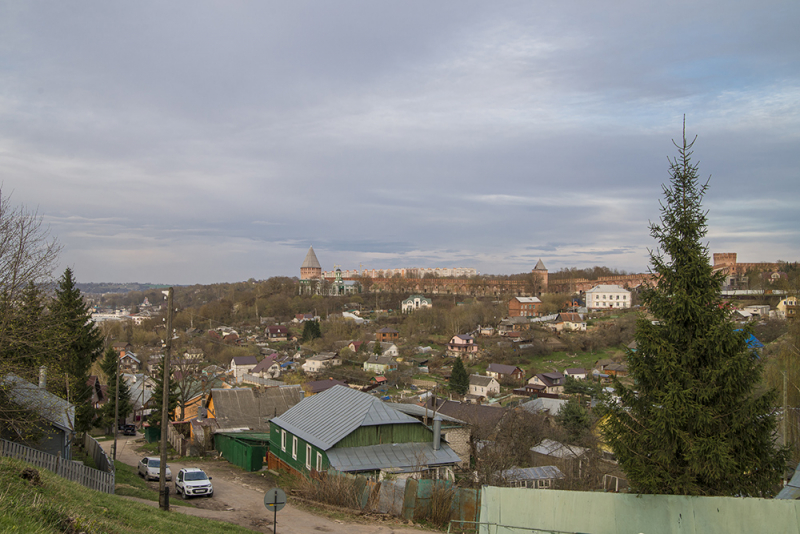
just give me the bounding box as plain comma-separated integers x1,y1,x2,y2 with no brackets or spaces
181,488,188,500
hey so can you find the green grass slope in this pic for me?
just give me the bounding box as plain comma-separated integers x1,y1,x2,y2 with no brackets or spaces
0,456,253,534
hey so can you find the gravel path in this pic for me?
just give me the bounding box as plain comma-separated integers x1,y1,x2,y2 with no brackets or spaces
102,434,433,534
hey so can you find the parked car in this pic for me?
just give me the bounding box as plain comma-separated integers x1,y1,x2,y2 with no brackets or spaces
121,424,137,436
138,457,171,481
175,468,213,499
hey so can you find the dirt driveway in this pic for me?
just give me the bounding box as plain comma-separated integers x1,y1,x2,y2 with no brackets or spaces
103,434,434,534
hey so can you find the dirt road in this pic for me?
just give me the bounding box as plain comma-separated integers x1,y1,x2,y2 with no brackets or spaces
103,434,433,534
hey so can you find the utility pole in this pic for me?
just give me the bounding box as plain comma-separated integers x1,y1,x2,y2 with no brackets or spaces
159,287,174,511
113,351,120,461
783,370,788,448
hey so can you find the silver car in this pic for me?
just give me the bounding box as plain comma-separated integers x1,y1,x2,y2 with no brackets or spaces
138,456,172,481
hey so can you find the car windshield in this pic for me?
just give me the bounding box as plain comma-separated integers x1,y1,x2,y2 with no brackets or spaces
147,459,160,467
185,471,208,481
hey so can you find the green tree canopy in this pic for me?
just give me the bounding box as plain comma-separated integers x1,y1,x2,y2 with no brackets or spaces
449,357,469,395
604,126,788,496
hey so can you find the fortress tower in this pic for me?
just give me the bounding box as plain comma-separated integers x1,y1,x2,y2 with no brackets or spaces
300,246,322,280
532,258,548,293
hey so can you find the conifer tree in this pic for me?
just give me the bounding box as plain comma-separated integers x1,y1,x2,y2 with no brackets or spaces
99,347,132,430
604,125,788,496
450,357,469,395
51,268,104,432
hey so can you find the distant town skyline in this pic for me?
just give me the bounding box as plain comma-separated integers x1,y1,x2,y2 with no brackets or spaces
2,2,798,285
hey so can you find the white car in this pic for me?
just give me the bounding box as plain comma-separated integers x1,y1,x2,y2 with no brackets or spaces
175,467,213,499
138,456,172,481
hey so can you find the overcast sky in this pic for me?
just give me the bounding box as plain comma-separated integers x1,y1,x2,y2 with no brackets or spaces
2,1,798,284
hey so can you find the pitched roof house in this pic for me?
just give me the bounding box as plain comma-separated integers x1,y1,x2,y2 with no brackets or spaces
447,334,478,357
486,363,525,382
528,372,566,394
469,375,500,399
230,355,258,382
206,385,304,433
363,354,398,375
2,374,75,459
376,328,399,343
269,385,460,478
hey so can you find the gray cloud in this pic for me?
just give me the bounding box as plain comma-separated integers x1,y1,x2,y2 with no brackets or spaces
1,1,798,284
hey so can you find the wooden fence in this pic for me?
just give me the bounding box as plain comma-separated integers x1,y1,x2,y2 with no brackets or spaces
167,422,188,456
0,438,115,494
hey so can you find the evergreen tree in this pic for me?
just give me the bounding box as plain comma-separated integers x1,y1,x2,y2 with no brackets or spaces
450,357,469,395
50,268,104,432
148,359,178,430
555,397,591,443
604,126,788,496
301,320,321,342
99,347,133,430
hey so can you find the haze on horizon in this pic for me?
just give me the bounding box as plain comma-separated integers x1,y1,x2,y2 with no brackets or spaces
2,1,798,285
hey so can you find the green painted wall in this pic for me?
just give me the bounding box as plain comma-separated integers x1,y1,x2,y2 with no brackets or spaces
269,421,328,474
480,486,800,534
335,423,431,449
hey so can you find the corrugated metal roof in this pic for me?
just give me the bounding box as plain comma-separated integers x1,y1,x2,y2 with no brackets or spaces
271,385,418,450
1,374,74,432
326,442,461,472
209,385,303,432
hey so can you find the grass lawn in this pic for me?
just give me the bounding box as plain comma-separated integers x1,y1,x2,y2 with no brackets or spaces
0,456,251,533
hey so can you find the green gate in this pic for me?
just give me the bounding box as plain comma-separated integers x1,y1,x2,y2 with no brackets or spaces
214,432,270,472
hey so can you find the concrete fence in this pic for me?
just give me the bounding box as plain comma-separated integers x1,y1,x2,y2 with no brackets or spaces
0,438,115,494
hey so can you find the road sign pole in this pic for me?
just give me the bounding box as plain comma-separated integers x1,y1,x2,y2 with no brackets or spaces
273,491,277,533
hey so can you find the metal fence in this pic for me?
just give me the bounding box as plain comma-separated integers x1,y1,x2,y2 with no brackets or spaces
84,433,114,475
0,438,115,494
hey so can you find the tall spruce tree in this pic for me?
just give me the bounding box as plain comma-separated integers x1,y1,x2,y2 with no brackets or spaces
99,347,132,431
604,125,788,496
51,268,104,432
450,357,469,395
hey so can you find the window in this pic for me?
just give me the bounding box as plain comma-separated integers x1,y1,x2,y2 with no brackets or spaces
292,437,298,460
316,452,323,471
281,430,286,452
306,445,312,470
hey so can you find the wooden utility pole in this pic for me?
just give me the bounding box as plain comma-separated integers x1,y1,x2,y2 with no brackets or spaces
159,287,174,511
783,370,788,448
113,351,120,461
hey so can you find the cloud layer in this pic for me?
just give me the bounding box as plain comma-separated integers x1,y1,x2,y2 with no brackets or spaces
1,1,798,283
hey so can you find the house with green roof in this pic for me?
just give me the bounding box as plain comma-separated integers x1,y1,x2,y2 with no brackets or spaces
269,385,460,480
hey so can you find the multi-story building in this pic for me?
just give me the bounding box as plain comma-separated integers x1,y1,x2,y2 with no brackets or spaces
508,296,542,317
401,295,432,313
584,284,631,310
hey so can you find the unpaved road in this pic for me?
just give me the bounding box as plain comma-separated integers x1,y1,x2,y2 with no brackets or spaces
103,434,433,534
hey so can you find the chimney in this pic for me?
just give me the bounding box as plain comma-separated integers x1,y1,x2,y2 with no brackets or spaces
38,366,47,389
433,416,442,451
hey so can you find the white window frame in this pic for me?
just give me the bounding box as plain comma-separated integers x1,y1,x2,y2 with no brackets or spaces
316,452,323,471
292,436,298,460
305,444,312,470
281,430,286,452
